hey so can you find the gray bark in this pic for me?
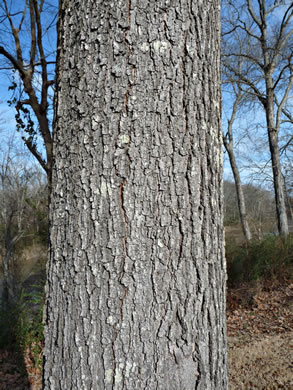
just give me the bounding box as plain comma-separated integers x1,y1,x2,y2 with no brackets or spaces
43,1,227,389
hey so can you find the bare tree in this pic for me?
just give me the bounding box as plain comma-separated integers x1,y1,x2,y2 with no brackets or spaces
223,180,276,236
222,0,293,236
0,0,57,189
223,79,252,241
0,142,32,302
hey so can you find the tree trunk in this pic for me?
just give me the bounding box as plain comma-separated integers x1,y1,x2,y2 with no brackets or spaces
43,1,227,389
266,90,289,236
224,142,251,241
284,178,293,223
223,87,251,242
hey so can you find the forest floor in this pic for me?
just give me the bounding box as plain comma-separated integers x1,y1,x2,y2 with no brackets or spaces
0,281,292,390
227,280,293,389
0,345,41,390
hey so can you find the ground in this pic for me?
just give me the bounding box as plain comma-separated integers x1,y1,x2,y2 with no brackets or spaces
0,282,292,389
0,344,41,390
227,281,293,389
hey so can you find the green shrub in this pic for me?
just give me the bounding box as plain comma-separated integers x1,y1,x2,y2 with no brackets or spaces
0,300,19,349
226,234,293,287
224,215,240,226
16,286,44,369
0,284,44,370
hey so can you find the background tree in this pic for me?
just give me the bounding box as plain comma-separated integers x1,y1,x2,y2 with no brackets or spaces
43,0,227,388
224,180,275,237
0,152,26,302
0,0,57,187
0,134,47,304
222,0,293,236
223,78,252,241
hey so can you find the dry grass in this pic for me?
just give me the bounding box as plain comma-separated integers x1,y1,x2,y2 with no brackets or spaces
227,281,293,389
228,332,293,389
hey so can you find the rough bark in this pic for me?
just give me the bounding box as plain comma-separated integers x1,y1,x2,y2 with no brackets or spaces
43,1,227,389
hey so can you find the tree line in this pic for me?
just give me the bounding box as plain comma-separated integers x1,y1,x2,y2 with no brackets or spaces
0,136,47,304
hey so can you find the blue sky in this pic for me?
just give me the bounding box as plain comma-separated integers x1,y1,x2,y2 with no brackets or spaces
0,73,17,130
0,0,57,157
0,0,291,191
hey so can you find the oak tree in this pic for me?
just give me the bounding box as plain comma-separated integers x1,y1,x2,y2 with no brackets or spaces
43,0,227,389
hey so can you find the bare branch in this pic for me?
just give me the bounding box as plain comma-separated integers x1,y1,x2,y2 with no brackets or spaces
247,0,262,28
223,52,264,69
266,3,282,16
0,45,25,78
280,135,293,154
233,22,261,41
223,61,266,105
272,4,293,66
275,67,293,130
281,107,293,124
29,0,37,71
18,99,31,106
3,0,25,71
33,0,49,111
18,0,28,32
22,136,48,174
224,84,242,147
273,61,292,90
